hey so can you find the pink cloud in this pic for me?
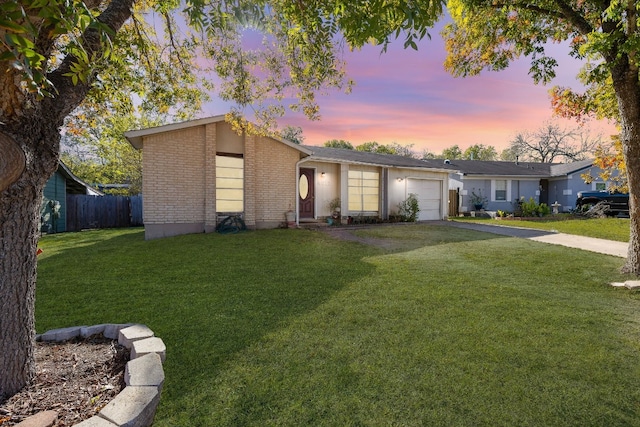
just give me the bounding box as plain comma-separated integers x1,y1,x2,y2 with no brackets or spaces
203,23,617,154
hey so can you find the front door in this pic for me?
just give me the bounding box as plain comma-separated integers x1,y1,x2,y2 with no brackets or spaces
299,168,315,219
539,179,549,205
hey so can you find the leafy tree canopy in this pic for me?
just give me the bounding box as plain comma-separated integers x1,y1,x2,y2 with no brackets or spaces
440,145,463,160
324,139,354,149
280,125,305,144
355,141,417,156
462,144,498,160
581,136,627,193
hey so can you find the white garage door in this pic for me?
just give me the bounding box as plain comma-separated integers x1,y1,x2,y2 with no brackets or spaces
406,179,442,220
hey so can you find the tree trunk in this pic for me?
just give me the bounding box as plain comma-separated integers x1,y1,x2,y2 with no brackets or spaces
611,63,640,274
0,0,134,399
0,123,59,399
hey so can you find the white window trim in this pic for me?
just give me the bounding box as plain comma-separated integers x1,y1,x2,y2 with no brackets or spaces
490,179,511,202
592,181,607,191
348,169,380,213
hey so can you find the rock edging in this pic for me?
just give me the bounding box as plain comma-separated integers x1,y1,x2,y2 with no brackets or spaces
35,323,165,427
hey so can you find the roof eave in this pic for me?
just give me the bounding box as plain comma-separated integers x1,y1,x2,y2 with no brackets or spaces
124,115,228,150
308,156,457,173
460,173,549,179
125,115,313,156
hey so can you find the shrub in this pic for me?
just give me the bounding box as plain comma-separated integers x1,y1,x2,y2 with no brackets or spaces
518,197,550,217
398,193,420,222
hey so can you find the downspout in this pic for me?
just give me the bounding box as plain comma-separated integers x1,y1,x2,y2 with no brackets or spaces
382,168,389,220
295,156,313,226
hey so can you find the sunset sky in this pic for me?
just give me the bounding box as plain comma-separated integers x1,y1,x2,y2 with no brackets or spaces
202,23,618,155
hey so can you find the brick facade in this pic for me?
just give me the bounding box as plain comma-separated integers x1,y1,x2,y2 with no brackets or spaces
138,119,305,239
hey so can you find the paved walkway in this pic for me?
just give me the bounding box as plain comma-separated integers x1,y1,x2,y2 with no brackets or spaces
439,221,628,258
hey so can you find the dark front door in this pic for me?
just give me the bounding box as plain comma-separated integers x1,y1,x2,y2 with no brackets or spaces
539,179,549,205
299,168,315,219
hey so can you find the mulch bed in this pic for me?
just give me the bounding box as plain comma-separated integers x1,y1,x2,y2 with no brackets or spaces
0,336,128,426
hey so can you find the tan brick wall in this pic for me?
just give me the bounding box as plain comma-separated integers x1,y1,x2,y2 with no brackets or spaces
142,126,206,225
253,136,299,225
204,123,217,230
243,134,257,227
141,121,302,234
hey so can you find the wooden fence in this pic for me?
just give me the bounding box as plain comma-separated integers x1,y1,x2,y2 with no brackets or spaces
66,195,143,232
448,189,460,217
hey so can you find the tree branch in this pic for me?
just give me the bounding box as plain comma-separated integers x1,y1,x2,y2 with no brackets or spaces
552,0,595,35
490,0,594,35
45,0,134,123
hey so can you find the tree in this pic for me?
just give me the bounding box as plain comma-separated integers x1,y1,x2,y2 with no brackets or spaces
388,142,417,158
61,114,162,196
0,0,443,397
59,17,208,196
550,72,619,125
440,145,463,160
550,72,625,192
356,141,394,154
420,148,437,159
500,146,519,162
442,0,640,273
463,144,498,160
582,136,628,193
324,139,354,149
355,141,417,156
506,122,600,163
280,126,305,145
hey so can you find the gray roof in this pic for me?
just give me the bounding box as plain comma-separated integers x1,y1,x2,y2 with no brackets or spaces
57,162,103,195
445,159,554,177
303,146,458,172
549,159,594,177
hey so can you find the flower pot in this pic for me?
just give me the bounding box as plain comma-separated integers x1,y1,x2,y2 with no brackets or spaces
285,210,296,228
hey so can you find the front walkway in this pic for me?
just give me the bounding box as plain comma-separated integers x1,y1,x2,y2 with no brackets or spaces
439,221,628,258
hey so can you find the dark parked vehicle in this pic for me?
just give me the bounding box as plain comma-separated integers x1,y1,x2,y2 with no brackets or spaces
576,190,629,215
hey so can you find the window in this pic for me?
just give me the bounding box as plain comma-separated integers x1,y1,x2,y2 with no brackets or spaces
595,182,606,191
216,155,243,212
494,180,507,201
348,170,379,211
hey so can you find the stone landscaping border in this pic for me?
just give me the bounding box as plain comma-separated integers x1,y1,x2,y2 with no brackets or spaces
30,323,166,427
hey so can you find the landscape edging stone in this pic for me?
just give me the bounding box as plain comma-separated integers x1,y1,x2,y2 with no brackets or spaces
36,323,164,427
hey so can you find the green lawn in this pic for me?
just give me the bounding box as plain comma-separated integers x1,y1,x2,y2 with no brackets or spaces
36,225,640,426
452,216,631,242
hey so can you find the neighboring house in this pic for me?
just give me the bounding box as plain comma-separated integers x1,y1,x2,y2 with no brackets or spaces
448,158,608,213
43,162,102,233
125,115,456,240
547,159,606,211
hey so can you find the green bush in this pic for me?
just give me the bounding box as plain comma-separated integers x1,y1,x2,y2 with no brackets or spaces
518,197,550,217
398,193,420,222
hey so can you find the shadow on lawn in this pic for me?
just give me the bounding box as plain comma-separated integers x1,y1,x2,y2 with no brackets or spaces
36,228,380,421
325,222,526,253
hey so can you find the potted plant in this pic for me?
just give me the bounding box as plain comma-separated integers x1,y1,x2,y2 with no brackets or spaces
470,189,487,211
328,197,341,225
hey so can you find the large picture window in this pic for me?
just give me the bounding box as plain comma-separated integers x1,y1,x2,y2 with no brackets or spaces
348,170,379,212
216,155,244,212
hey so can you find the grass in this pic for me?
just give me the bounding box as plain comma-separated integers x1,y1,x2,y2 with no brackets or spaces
452,215,631,242
36,225,640,426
